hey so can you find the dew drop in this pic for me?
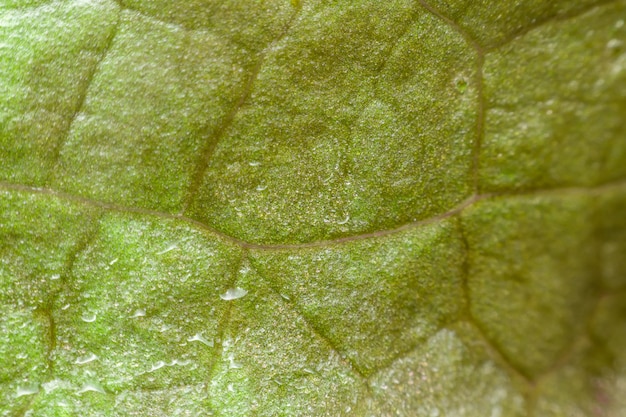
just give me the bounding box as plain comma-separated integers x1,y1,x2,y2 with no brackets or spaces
454,77,468,93
149,361,166,372
130,309,146,318
220,287,247,301
50,274,60,280
76,353,98,365
157,244,178,255
227,353,242,369
607,38,623,49
188,333,214,347
171,359,192,366
77,381,106,395
16,384,39,398
42,379,64,393
256,184,267,191
336,215,350,225
109,258,118,266
81,312,97,323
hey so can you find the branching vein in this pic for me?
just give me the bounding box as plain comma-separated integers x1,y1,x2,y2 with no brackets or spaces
180,7,303,214
45,8,122,186
1,178,625,250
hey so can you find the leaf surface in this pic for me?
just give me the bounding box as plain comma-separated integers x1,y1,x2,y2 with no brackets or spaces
1,0,625,415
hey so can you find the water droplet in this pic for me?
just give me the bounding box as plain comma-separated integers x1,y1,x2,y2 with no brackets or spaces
42,379,65,393
256,184,267,191
336,215,350,225
76,353,98,365
81,312,97,323
109,258,118,266
16,384,39,398
170,359,192,366
77,381,106,395
149,361,166,372
607,39,623,49
50,274,60,280
61,304,70,310
455,77,468,93
130,309,146,318
220,288,247,301
248,161,261,167
227,383,235,392
280,293,291,301
188,333,214,347
157,244,178,255
227,354,242,369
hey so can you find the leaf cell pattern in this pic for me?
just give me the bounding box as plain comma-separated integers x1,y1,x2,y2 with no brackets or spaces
1,0,625,416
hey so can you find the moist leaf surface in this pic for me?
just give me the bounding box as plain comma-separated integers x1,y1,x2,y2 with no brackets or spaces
1,0,625,416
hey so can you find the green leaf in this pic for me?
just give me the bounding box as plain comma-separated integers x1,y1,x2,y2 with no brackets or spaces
1,0,625,415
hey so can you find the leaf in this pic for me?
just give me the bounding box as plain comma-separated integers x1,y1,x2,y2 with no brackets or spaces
1,0,625,415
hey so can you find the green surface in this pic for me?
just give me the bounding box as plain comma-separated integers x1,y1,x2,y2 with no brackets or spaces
1,0,625,415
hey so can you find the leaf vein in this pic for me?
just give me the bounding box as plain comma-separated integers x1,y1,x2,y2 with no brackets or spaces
487,0,622,50
0,178,625,250
180,7,304,214
45,7,122,186
257,268,369,381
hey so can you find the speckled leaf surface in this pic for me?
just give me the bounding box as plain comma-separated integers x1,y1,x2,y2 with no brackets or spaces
1,0,625,416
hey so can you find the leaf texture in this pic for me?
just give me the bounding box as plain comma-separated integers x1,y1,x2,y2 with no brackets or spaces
1,0,625,415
